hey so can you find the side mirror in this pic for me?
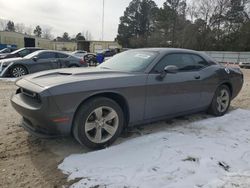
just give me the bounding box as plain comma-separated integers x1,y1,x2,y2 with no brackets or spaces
33,57,38,61
157,65,178,80
164,65,178,74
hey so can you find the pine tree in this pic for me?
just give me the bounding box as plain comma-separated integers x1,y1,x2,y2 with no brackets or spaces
5,21,15,32
33,25,42,37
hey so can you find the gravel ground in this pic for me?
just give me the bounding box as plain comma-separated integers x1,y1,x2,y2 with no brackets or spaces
0,68,249,188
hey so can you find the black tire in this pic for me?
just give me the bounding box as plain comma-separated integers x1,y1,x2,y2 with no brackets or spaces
208,85,231,116
69,64,79,68
10,65,28,78
73,97,125,149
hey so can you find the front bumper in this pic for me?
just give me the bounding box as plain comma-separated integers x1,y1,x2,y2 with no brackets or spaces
11,92,73,137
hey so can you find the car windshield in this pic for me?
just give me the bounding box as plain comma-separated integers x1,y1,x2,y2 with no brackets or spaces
0,48,9,53
98,50,158,72
10,48,24,55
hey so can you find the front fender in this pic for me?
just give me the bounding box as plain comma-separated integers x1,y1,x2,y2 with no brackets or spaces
0,62,14,77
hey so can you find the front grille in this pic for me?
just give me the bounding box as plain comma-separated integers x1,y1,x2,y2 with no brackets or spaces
21,88,36,98
19,88,41,103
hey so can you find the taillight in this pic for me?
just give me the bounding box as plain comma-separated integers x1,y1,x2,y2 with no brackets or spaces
80,59,87,65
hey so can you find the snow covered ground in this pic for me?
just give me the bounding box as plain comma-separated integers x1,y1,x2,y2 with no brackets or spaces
59,109,250,188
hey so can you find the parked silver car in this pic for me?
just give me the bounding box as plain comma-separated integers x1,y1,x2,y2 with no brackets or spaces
239,60,250,68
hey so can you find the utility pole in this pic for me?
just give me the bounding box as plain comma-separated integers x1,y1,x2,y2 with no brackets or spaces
102,0,105,41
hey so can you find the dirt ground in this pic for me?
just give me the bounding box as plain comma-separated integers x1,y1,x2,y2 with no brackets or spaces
0,68,249,188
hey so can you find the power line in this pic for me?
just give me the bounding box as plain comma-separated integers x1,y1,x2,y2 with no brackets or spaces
102,0,105,41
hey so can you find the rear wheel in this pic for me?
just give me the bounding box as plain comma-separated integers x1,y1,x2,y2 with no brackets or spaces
73,97,124,149
10,65,28,77
208,85,231,116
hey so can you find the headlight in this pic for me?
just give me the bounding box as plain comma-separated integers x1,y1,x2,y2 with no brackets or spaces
2,62,11,67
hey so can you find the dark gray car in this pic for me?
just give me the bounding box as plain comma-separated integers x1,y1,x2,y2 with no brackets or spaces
0,47,43,60
11,48,243,149
0,50,88,77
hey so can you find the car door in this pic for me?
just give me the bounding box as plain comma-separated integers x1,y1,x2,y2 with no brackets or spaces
31,52,59,73
56,52,70,68
144,53,206,120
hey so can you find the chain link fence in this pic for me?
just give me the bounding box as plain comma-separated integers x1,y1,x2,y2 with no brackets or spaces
204,51,250,64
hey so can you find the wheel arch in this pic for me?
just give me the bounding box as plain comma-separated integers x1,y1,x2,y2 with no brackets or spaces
7,63,29,76
220,81,233,96
71,91,130,133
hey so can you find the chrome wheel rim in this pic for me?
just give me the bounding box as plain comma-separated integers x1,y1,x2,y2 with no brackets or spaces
216,89,230,113
12,67,26,77
85,106,119,144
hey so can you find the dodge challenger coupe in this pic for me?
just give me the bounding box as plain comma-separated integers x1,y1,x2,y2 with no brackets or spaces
11,48,243,149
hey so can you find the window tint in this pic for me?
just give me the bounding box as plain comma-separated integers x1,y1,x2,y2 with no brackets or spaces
30,49,40,53
38,52,56,59
57,53,69,58
18,49,30,57
154,53,209,72
191,54,210,67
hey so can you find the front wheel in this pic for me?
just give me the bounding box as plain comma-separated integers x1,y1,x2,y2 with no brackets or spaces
73,97,124,149
10,65,28,77
208,85,231,116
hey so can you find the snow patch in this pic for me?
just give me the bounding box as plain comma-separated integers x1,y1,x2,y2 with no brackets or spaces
59,109,250,188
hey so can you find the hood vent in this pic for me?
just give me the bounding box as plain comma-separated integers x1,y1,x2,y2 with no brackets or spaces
58,72,72,76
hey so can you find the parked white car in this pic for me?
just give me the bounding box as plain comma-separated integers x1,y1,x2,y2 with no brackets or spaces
72,50,88,58
239,60,250,68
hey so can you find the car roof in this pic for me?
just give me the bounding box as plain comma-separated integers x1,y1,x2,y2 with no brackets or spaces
129,48,215,63
35,50,69,54
133,48,199,54
74,50,87,52
19,47,43,50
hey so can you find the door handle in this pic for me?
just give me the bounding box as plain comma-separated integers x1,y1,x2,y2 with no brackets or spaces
194,75,201,79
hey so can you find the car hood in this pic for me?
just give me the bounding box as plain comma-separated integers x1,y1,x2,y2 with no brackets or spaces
20,67,140,88
0,57,25,66
0,53,9,56
0,53,17,59
0,53,9,59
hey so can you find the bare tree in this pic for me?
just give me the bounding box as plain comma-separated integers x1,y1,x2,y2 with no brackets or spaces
187,1,198,23
24,25,33,35
42,26,53,39
197,0,217,26
210,0,230,30
0,18,8,31
83,30,93,41
15,23,25,33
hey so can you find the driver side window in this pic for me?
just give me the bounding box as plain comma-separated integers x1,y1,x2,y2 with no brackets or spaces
154,53,209,73
154,54,182,73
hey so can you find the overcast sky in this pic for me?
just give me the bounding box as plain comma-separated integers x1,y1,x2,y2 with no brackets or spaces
0,0,168,41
